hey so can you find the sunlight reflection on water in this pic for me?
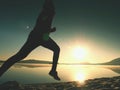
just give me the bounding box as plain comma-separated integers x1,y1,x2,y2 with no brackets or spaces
58,65,120,84
75,72,86,84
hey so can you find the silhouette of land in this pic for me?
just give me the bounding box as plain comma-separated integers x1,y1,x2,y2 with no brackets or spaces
1,57,120,65
0,59,52,64
0,59,52,68
100,58,120,65
19,59,52,64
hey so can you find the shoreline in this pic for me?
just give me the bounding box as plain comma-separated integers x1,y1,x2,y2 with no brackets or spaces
0,76,120,90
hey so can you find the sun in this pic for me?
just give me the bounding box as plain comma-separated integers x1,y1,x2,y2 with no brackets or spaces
73,47,88,59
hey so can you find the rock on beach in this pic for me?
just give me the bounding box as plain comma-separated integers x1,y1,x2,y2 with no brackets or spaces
0,76,120,90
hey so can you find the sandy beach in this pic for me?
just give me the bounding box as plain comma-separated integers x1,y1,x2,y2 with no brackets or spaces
0,76,120,90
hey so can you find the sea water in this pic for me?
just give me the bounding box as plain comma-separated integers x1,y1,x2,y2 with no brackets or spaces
0,64,120,84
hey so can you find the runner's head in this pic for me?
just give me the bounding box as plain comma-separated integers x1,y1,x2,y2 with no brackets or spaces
43,0,55,11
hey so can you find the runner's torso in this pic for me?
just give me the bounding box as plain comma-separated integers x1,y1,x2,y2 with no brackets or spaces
28,0,55,41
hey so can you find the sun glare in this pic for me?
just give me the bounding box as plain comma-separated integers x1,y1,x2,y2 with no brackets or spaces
75,72,86,84
73,47,88,59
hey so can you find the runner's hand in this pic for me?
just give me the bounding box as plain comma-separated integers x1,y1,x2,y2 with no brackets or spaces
50,27,56,32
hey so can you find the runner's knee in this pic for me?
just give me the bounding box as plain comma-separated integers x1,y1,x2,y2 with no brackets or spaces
53,45,60,53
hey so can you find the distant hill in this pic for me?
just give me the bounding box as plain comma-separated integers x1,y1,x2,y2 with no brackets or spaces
18,59,52,64
101,58,120,65
1,58,120,65
0,59,52,64
59,62,91,65
0,59,91,65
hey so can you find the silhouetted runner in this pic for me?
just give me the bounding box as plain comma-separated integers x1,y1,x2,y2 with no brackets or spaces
0,0,60,80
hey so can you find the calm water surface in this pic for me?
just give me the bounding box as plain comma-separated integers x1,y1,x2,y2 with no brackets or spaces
0,64,120,84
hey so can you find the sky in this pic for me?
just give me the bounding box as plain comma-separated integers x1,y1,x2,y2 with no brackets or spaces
0,0,120,63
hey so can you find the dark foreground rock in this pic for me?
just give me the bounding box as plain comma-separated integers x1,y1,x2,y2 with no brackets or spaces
1,76,120,90
82,76,120,90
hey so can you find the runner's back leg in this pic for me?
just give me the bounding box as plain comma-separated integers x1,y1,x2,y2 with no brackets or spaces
0,41,39,76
